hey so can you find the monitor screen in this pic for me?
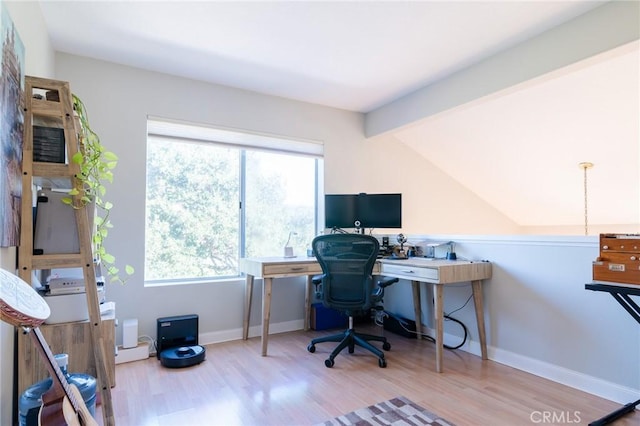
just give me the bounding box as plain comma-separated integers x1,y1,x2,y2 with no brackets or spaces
358,193,402,228
324,193,402,229
324,194,359,229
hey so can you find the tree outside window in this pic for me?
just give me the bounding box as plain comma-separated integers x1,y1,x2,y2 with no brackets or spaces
145,129,320,284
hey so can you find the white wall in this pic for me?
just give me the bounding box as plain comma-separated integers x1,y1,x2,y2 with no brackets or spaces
328,132,520,235
1,2,54,424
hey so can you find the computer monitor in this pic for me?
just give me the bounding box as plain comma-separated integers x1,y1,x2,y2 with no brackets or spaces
324,194,359,229
324,193,402,230
358,193,402,229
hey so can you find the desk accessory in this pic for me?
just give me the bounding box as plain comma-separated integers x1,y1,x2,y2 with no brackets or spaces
284,231,297,257
446,242,457,260
593,233,640,284
394,233,408,259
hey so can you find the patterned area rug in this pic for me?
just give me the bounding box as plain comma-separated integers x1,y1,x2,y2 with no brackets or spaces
317,396,455,426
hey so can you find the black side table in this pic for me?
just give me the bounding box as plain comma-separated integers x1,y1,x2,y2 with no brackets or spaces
585,282,640,425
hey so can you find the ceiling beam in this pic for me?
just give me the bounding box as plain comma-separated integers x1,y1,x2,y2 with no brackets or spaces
364,0,640,138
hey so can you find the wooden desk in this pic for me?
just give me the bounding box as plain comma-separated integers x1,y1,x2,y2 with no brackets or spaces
239,256,491,372
380,258,492,372
239,257,320,356
239,257,381,356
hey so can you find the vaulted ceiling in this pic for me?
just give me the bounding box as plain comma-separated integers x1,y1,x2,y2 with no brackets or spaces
37,0,639,231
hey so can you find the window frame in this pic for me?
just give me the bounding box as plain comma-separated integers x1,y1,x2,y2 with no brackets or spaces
144,117,323,286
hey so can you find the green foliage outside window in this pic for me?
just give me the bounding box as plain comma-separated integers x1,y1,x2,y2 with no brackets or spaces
145,138,317,282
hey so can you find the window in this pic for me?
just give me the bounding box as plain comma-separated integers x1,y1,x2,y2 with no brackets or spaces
145,118,323,285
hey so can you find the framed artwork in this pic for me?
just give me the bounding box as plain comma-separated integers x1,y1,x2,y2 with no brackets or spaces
0,0,25,247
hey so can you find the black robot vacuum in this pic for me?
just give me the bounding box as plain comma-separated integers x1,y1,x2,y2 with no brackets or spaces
159,345,206,368
157,314,206,368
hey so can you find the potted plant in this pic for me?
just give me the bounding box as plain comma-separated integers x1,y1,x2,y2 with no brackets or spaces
61,94,134,283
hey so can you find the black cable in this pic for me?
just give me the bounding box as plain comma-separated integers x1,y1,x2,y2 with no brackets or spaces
446,293,473,316
385,291,471,350
442,314,468,350
416,315,468,349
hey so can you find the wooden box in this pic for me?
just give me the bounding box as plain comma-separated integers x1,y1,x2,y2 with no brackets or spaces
593,234,640,285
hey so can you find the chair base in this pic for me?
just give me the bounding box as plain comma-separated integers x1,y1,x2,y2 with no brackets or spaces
307,327,391,368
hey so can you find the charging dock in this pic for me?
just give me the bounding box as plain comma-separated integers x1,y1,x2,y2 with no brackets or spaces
156,314,206,368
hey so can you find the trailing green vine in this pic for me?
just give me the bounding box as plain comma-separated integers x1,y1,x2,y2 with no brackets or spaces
61,94,134,283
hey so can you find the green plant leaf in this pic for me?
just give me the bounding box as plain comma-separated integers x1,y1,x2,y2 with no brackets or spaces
69,93,130,285
104,151,118,161
71,152,84,164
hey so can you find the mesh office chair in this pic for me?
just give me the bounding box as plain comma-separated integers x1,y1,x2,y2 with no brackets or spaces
307,234,398,368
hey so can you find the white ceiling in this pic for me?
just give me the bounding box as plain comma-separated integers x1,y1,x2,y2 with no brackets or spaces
37,0,639,231
40,0,606,113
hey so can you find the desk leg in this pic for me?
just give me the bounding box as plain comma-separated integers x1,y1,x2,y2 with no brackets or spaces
243,274,254,340
261,277,273,356
304,275,312,331
472,279,488,360
434,284,444,373
411,281,423,336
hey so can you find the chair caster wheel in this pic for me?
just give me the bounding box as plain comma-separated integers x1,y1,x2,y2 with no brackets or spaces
378,358,387,368
382,342,391,351
348,346,355,354
307,344,316,353
325,358,334,368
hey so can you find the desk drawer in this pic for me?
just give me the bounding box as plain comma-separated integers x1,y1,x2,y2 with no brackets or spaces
382,263,438,281
600,234,640,253
593,252,640,285
264,263,321,277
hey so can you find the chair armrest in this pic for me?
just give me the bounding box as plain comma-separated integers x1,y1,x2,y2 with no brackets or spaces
312,274,324,299
377,276,399,288
372,276,399,301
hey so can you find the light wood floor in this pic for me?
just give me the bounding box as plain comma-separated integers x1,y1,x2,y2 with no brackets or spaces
102,325,638,426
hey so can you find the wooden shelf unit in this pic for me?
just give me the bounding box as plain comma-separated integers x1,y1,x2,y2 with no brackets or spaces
17,316,116,396
17,76,115,426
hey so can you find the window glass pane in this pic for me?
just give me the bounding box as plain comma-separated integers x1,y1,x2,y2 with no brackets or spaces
245,151,316,257
145,138,240,281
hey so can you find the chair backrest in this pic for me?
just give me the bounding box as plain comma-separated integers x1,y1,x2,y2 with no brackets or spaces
312,234,380,314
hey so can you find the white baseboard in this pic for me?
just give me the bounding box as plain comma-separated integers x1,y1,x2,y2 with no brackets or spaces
424,325,640,405
488,345,640,405
199,319,304,346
